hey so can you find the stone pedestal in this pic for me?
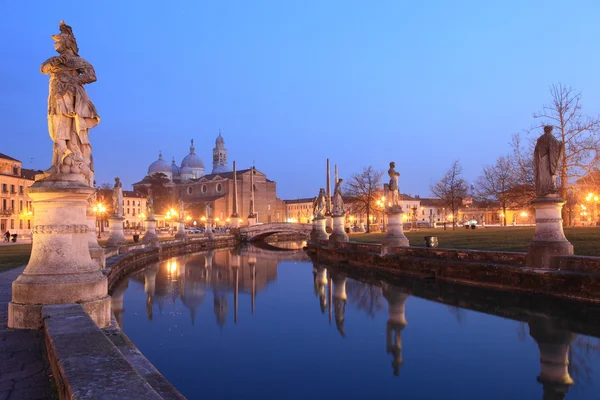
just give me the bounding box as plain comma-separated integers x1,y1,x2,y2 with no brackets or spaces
382,208,409,250
86,213,105,269
311,217,329,242
230,216,240,229
247,216,257,226
106,216,127,247
174,219,186,239
8,179,111,329
329,215,348,243
382,282,409,376
526,197,573,269
142,219,159,245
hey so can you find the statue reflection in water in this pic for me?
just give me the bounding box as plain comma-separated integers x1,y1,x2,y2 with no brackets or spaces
133,246,283,327
381,282,409,376
313,265,329,314
331,272,348,337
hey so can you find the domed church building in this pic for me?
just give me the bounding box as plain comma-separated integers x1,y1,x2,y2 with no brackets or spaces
133,131,285,226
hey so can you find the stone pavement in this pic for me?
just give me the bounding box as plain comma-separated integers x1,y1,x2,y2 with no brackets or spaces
0,267,56,400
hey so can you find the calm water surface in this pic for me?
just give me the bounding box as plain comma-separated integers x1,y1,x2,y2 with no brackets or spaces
115,243,600,400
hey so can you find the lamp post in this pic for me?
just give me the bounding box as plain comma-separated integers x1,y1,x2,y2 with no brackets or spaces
92,203,106,239
585,193,599,226
376,196,386,232
138,212,146,232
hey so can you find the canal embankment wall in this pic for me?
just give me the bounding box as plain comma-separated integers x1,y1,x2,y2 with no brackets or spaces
308,239,600,304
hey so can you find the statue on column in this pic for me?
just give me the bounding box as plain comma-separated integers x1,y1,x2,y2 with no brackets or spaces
146,189,154,219
41,21,100,186
312,188,327,219
112,177,123,217
179,199,185,220
205,203,212,219
388,162,401,209
332,178,345,216
534,126,564,198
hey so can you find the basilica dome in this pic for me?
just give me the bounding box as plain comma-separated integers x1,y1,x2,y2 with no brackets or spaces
148,152,172,179
181,139,205,170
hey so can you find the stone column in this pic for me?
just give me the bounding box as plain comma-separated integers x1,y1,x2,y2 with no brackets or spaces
174,219,186,239
231,161,240,229
329,214,349,243
332,272,347,337
205,220,214,239
144,265,158,320
142,218,159,245
528,316,576,400
315,266,328,314
310,217,329,242
86,207,105,269
8,179,111,329
382,282,409,376
106,216,127,247
527,197,573,269
325,159,333,232
248,165,257,226
382,206,409,252
249,256,256,315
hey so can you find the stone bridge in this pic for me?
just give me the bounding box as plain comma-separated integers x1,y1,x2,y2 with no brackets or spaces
239,222,312,242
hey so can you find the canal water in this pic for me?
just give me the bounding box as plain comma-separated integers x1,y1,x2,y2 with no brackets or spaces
114,243,600,400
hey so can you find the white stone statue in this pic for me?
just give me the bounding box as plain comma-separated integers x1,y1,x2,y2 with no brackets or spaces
41,21,100,186
332,178,345,216
312,188,327,219
205,203,212,219
534,126,564,198
388,161,401,209
112,177,123,217
146,189,154,219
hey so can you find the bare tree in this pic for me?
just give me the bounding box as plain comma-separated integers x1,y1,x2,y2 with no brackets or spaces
99,182,113,190
430,160,468,229
474,156,519,226
345,166,383,233
532,83,600,200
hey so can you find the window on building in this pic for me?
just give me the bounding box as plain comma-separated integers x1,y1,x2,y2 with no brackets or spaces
10,185,15,194
2,199,6,211
2,184,7,193
127,208,130,214
10,220,14,229
27,220,31,229
127,200,130,206
132,209,135,216
11,200,15,211
19,220,23,229
268,204,271,211
201,184,207,194
138,208,140,214
19,186,23,194
216,183,222,193
187,186,193,195
19,200,23,211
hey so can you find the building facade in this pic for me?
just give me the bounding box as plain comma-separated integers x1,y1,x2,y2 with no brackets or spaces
0,153,41,236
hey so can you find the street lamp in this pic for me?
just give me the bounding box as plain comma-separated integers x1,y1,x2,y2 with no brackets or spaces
375,196,386,232
138,212,146,232
92,203,106,238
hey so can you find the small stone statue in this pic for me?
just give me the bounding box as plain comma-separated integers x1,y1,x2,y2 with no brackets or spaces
41,21,100,186
388,161,401,209
112,177,123,217
205,203,212,219
534,126,564,198
312,188,327,219
179,199,185,220
332,178,345,216
146,189,154,219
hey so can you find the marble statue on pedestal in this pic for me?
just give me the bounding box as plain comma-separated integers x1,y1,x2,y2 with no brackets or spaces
534,126,564,198
205,203,212,219
388,162,401,210
40,21,100,187
113,177,123,217
179,199,185,220
312,188,327,219
332,178,345,216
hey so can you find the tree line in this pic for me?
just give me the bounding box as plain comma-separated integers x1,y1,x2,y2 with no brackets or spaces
345,83,600,229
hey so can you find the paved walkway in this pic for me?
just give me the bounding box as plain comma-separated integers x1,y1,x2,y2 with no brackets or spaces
0,267,56,400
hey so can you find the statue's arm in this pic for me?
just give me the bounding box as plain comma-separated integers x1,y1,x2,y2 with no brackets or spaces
40,56,67,74
74,58,97,85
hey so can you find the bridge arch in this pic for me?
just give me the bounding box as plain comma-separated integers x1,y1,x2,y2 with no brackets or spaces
239,222,312,242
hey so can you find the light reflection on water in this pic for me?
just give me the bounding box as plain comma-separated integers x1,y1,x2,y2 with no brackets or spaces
115,244,600,400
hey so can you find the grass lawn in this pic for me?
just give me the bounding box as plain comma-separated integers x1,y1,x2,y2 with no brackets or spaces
2,227,600,272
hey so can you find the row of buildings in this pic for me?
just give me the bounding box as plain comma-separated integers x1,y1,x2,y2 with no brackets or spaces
4,133,599,236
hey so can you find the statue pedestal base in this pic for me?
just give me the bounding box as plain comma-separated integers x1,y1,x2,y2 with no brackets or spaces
142,219,159,245
325,215,333,233
526,197,573,269
329,215,348,243
382,209,409,252
86,213,105,269
247,216,257,226
205,222,214,239
174,220,187,239
230,216,240,229
106,216,127,247
311,217,329,242
8,180,110,329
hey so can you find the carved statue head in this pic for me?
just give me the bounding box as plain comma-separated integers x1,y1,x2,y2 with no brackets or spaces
51,21,79,56
544,125,553,134
390,161,396,168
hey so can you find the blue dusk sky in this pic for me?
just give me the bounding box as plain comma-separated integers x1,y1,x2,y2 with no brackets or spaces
2,0,599,199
